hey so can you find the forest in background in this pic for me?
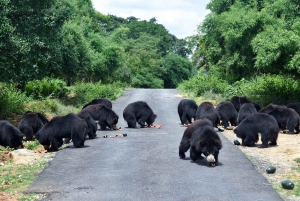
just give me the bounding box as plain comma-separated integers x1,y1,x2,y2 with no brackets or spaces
0,0,192,88
0,0,193,117
2,0,300,117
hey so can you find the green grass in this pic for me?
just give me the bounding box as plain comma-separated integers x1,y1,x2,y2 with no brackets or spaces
0,160,47,199
294,158,300,163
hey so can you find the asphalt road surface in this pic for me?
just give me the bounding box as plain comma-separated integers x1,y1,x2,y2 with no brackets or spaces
26,89,283,201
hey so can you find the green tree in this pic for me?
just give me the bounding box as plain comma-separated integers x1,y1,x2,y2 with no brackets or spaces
160,53,193,88
195,0,300,82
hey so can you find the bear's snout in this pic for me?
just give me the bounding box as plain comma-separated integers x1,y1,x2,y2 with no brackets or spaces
206,154,215,163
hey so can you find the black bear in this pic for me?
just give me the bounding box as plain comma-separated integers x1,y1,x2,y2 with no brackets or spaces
179,118,222,166
216,101,238,128
123,101,157,128
287,102,300,116
77,113,97,139
35,113,87,152
79,104,119,130
82,98,112,109
233,113,279,148
0,120,24,149
237,102,257,124
195,102,220,127
177,99,198,125
259,104,299,134
230,96,261,112
18,111,49,141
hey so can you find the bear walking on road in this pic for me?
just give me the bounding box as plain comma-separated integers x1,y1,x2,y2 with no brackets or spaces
179,118,222,166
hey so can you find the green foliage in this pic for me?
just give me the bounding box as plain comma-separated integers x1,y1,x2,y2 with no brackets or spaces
294,158,300,163
0,83,30,117
0,160,47,193
24,99,58,114
24,78,67,99
24,140,42,150
243,74,300,106
195,0,300,82
223,74,300,106
160,53,193,88
178,70,228,96
65,82,124,107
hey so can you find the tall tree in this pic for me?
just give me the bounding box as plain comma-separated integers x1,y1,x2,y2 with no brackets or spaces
195,0,300,82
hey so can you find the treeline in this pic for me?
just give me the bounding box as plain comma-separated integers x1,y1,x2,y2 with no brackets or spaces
0,0,193,88
182,0,300,105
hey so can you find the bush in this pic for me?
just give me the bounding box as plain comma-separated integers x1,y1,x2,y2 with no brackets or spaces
178,71,228,96
0,83,31,117
243,74,300,106
24,78,67,99
24,99,58,114
64,81,124,107
223,74,300,106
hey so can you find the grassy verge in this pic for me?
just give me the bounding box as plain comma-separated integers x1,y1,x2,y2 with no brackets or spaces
0,144,47,201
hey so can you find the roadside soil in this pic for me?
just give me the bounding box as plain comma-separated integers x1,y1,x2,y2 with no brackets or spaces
222,129,300,201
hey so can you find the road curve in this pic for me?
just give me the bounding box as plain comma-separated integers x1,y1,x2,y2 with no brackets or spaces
26,89,283,201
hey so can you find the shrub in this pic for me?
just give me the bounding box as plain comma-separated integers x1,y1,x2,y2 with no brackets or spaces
64,81,124,107
23,99,58,114
24,78,67,99
178,70,228,96
0,83,31,117
244,74,300,106
224,74,300,106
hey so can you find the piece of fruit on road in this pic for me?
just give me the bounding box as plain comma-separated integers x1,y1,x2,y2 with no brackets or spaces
266,166,276,174
226,126,233,130
233,140,240,145
281,180,294,189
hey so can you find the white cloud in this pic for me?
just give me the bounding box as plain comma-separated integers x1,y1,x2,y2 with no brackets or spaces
91,0,211,39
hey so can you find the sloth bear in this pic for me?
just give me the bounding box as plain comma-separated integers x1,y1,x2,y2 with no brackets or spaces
237,102,257,124
216,101,238,128
0,120,24,149
179,118,222,166
82,98,112,109
79,104,119,130
177,99,198,125
195,102,220,127
234,113,279,148
259,104,299,134
36,113,87,152
18,111,49,141
77,113,97,139
230,96,261,112
287,102,300,116
123,101,157,128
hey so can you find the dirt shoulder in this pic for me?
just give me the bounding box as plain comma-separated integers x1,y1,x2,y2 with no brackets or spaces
222,129,300,201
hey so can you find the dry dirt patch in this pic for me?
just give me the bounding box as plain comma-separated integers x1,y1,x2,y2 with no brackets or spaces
222,129,300,201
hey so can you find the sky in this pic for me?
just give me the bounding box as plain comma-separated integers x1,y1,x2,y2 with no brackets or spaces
91,0,211,39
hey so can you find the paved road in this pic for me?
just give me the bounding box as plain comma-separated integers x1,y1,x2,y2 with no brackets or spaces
26,89,283,201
